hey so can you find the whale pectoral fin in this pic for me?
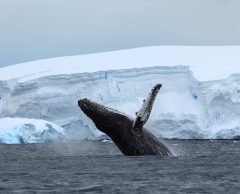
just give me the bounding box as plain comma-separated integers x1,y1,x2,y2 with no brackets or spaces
132,84,162,131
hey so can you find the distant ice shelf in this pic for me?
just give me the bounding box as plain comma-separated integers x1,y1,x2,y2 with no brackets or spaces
1,46,240,141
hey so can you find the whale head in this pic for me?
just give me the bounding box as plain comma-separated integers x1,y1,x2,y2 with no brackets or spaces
78,98,134,139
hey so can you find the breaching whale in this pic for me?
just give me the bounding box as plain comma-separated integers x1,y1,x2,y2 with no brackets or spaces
78,84,172,156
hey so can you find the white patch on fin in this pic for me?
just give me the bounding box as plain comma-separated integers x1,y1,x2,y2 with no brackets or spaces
132,84,162,131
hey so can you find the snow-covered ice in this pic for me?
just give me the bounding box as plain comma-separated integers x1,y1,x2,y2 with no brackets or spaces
1,46,240,141
0,118,65,144
0,46,240,82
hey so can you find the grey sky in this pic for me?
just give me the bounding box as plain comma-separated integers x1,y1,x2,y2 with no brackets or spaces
1,0,240,67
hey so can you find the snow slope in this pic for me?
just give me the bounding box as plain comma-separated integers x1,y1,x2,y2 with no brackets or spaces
1,46,240,140
0,46,240,82
0,118,65,144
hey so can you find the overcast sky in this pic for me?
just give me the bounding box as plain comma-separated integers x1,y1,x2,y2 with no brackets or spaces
1,0,240,67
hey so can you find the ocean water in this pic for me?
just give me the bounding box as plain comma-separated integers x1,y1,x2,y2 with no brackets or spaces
0,140,240,193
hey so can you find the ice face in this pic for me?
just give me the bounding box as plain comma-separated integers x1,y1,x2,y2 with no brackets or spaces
1,57,240,139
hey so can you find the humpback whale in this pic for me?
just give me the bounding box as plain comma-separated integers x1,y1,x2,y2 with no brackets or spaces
78,84,172,156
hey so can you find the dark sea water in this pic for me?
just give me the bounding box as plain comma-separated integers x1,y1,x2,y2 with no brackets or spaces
0,140,240,193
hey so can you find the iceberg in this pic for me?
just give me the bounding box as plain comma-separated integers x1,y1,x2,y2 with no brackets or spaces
1,46,240,140
0,118,65,144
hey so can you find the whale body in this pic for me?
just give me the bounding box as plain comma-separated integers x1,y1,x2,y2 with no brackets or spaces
78,84,172,156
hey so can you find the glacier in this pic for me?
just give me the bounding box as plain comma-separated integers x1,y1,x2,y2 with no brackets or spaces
1,46,240,141
0,118,65,144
